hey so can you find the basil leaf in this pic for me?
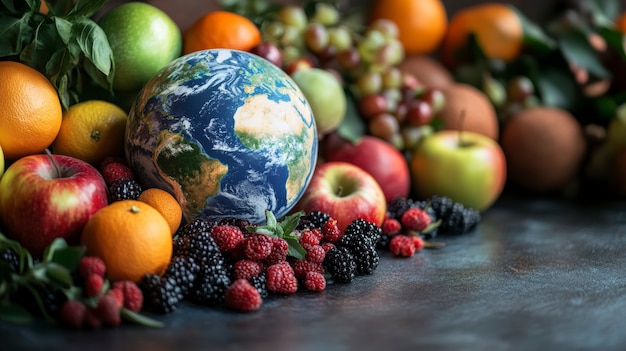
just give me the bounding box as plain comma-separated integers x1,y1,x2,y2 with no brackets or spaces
280,211,304,235
559,30,610,79
45,263,74,288
73,17,114,82
42,238,68,263
284,237,306,259
0,12,33,56
50,245,85,271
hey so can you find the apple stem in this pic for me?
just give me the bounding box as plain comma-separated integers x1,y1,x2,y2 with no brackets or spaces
44,148,61,178
336,185,344,197
458,109,467,148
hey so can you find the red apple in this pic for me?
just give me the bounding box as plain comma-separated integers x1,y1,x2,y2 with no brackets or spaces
294,161,386,231
320,133,410,202
410,130,506,212
0,153,108,256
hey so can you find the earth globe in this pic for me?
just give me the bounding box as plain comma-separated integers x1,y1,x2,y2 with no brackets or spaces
125,49,318,225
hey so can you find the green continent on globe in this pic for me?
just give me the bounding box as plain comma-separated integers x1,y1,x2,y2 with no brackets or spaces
234,93,315,203
153,131,228,218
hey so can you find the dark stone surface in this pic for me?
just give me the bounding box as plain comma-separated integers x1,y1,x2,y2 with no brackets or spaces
3,193,626,351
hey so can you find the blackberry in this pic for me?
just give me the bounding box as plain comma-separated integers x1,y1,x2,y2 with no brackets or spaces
376,233,392,250
386,196,416,220
439,202,481,235
179,217,214,239
298,211,331,230
174,230,224,267
429,195,455,220
189,263,231,306
0,248,20,275
163,256,200,296
350,244,379,275
248,272,268,299
138,274,181,314
217,217,254,232
323,246,356,283
108,179,143,202
339,219,381,248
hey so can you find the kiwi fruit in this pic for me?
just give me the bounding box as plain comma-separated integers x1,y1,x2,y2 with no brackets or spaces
397,54,454,90
437,83,499,140
500,107,586,193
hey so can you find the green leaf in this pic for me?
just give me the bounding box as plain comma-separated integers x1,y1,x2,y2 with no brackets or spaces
67,0,108,18
279,211,305,235
559,30,610,79
533,65,580,110
72,17,113,76
264,210,278,229
120,308,165,328
336,90,365,143
44,263,73,288
284,237,306,260
511,5,556,54
42,238,68,263
0,12,33,56
588,0,619,28
50,245,85,271
20,19,65,72
0,300,33,324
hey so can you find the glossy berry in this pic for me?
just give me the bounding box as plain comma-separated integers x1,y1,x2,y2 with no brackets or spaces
233,259,263,280
381,217,402,235
292,259,324,279
323,246,356,283
59,300,87,329
322,218,342,242
108,179,143,203
243,233,273,260
305,245,326,264
210,225,244,252
85,274,104,297
139,274,181,314
79,256,106,279
266,261,298,294
299,229,321,249
101,162,134,186
389,235,416,257
264,237,289,266
225,279,263,312
304,272,326,291
401,207,431,232
96,294,121,326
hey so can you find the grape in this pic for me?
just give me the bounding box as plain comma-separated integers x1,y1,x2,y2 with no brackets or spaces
336,48,361,71
304,23,329,54
356,71,383,96
382,67,402,90
401,72,422,93
262,21,285,41
368,113,399,141
278,5,308,31
311,3,340,26
358,93,389,119
420,88,445,114
368,18,399,39
282,46,303,65
328,26,353,52
402,125,434,151
506,76,534,103
250,42,283,67
357,30,386,63
405,100,433,126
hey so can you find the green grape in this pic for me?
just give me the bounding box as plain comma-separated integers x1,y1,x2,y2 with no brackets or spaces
374,40,404,70
311,3,340,26
281,24,304,48
382,67,402,90
278,5,308,31
357,30,386,63
368,18,399,40
356,70,383,96
282,46,302,64
304,22,330,54
328,26,353,52
262,21,285,42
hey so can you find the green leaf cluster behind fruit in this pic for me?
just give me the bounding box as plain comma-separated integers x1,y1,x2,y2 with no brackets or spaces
246,210,308,259
0,0,114,110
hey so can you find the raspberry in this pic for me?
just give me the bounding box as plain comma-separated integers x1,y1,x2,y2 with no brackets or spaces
263,237,289,266
389,235,416,257
299,229,321,249
79,256,106,279
99,156,127,171
321,242,335,253
382,218,402,235
101,162,134,186
224,279,263,312
321,218,342,242
96,294,121,326
112,281,143,312
210,225,244,252
243,233,273,260
266,261,298,294
412,236,425,251
59,300,87,329
305,244,326,264
291,259,324,279
106,288,124,308
108,179,143,203
85,274,104,297
233,259,263,280
401,207,431,232
304,272,326,291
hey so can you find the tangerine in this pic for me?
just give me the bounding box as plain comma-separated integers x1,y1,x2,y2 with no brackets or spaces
138,188,183,235
369,0,448,55
51,100,127,167
0,61,63,160
183,10,262,55
81,200,173,283
440,3,523,67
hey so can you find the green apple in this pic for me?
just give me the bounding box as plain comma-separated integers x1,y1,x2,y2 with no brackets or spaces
410,130,507,212
291,67,346,137
98,2,182,92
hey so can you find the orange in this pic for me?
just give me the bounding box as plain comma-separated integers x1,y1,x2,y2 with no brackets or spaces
440,3,523,67
138,188,183,235
51,100,127,166
0,61,63,160
369,0,448,55
182,10,262,55
81,200,173,283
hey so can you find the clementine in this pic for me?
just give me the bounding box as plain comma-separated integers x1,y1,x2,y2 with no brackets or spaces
183,10,262,54
0,61,63,160
81,200,172,283
138,188,183,235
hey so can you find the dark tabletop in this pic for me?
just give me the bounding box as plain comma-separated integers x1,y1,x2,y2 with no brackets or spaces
2,192,626,351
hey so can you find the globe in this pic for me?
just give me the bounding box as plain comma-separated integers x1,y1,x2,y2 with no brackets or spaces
125,49,318,225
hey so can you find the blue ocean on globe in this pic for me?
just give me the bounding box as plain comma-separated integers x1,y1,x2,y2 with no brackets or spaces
125,49,318,224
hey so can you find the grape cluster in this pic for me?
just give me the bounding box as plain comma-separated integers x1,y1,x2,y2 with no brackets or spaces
251,3,445,151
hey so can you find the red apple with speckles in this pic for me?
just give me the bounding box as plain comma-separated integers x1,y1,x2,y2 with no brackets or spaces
320,133,410,202
0,153,108,256
294,161,386,231
410,130,506,211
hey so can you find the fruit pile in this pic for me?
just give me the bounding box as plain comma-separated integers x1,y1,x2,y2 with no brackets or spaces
1,0,626,330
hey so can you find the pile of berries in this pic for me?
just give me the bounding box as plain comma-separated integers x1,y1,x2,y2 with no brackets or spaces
138,212,382,313
98,156,143,203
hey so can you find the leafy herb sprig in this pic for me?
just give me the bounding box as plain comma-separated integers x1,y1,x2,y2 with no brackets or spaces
0,0,114,110
246,210,308,259
0,233,162,328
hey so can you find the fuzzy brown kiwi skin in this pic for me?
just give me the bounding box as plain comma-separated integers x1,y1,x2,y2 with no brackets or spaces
397,55,455,90
500,107,587,193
